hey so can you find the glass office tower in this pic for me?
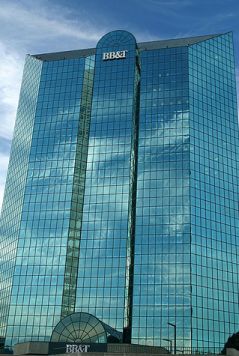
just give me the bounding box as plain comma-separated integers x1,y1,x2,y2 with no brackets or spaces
0,30,238,352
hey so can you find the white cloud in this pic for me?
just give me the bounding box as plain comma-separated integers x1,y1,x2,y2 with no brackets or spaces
0,1,105,52
0,152,10,212
0,42,23,139
0,43,23,212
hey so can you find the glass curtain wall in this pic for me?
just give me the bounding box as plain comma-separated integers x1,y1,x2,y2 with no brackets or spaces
4,57,88,346
132,46,191,349
1,30,239,352
189,33,239,352
0,57,42,341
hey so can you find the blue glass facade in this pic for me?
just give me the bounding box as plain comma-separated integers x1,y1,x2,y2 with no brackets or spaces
132,46,191,348
0,31,238,352
189,33,239,350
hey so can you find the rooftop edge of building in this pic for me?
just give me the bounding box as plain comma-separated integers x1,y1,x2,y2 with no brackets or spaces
31,32,224,62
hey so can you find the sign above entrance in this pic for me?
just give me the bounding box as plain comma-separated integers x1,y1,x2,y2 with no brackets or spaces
49,342,108,354
102,50,128,60
66,344,90,353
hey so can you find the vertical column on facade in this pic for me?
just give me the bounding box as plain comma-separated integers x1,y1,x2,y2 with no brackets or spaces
61,56,95,318
123,53,140,343
72,31,139,335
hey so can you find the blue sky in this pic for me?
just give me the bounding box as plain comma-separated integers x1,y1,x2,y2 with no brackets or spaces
1,0,239,210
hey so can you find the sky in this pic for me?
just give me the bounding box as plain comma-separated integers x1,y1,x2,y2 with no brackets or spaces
0,0,239,211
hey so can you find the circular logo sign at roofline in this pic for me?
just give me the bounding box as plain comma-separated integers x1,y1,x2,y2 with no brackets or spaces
97,30,136,50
